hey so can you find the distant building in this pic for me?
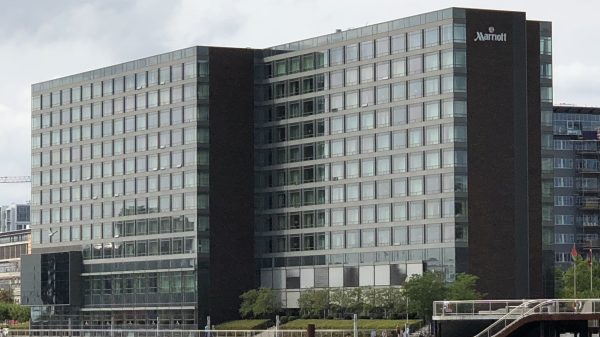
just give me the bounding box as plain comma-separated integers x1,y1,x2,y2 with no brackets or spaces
0,204,30,232
553,106,600,267
0,229,31,303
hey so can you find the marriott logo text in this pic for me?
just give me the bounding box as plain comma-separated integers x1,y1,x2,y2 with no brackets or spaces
474,31,507,42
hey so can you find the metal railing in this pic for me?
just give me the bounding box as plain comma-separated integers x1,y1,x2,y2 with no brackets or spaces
432,300,531,319
7,329,402,337
473,299,600,337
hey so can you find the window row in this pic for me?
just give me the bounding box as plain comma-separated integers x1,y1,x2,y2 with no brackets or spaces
256,134,467,167
267,23,467,77
33,215,202,245
33,149,207,185
260,222,458,253
258,197,467,233
82,237,199,260
34,132,207,168
31,193,207,225
264,74,467,106
256,97,466,125
82,271,197,296
265,50,466,100
33,104,205,131
256,152,467,189
257,179,468,211
257,100,467,145
32,61,207,111
328,75,466,111
33,171,204,205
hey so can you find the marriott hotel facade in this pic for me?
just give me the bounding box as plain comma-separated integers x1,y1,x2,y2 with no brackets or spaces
25,7,553,328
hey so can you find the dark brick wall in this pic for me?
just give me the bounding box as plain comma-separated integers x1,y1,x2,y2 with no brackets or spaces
205,47,256,324
465,9,534,299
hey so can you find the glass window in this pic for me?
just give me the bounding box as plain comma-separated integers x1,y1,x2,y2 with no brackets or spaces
393,178,407,197
392,130,406,149
408,55,422,74
330,47,344,66
425,101,440,120
425,77,440,96
361,111,374,130
376,61,390,80
360,64,374,83
345,114,359,132
361,135,375,153
360,41,374,60
425,174,441,194
345,44,358,63
391,34,406,53
376,132,390,151
392,82,406,101
374,110,389,129
361,181,375,200
362,158,375,177
408,79,423,99
424,27,439,47
409,176,423,196
424,52,440,71
345,68,358,86
330,70,344,89
408,128,423,147
376,37,390,56
392,58,406,77
425,150,440,169
393,225,407,244
376,85,390,105
345,91,359,109
377,156,391,175
408,30,422,50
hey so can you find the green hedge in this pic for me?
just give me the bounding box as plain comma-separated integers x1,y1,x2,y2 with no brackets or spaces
215,319,271,330
280,319,422,330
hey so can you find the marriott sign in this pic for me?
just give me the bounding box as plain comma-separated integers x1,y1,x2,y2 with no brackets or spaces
474,26,507,42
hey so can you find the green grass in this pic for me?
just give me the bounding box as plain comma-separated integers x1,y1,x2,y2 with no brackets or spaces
215,319,271,330
280,319,421,330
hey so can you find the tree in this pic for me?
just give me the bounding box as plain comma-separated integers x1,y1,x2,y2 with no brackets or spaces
239,288,281,318
378,287,404,319
446,273,485,300
328,288,347,316
557,257,600,298
239,289,258,318
403,272,447,323
298,289,329,317
0,290,12,303
253,288,281,317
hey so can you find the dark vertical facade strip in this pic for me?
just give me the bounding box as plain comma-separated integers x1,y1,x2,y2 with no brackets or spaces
526,21,544,298
510,13,530,299
207,47,256,323
465,9,531,299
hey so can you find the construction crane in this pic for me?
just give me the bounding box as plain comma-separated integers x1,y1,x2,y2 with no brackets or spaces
0,176,31,183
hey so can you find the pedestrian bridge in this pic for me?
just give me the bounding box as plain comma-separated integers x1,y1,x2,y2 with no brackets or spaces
432,299,600,337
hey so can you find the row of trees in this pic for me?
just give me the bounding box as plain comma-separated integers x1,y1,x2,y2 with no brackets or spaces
239,272,484,322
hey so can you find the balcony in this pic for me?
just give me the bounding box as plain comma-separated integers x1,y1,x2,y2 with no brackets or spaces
578,197,600,210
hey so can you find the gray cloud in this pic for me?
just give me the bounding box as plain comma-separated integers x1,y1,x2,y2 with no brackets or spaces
1,0,599,205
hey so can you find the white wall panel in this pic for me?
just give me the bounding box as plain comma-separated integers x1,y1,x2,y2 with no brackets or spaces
300,268,315,288
374,265,390,286
329,267,344,287
359,265,374,286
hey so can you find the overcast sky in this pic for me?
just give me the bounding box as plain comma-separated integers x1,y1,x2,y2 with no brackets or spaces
1,0,599,205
